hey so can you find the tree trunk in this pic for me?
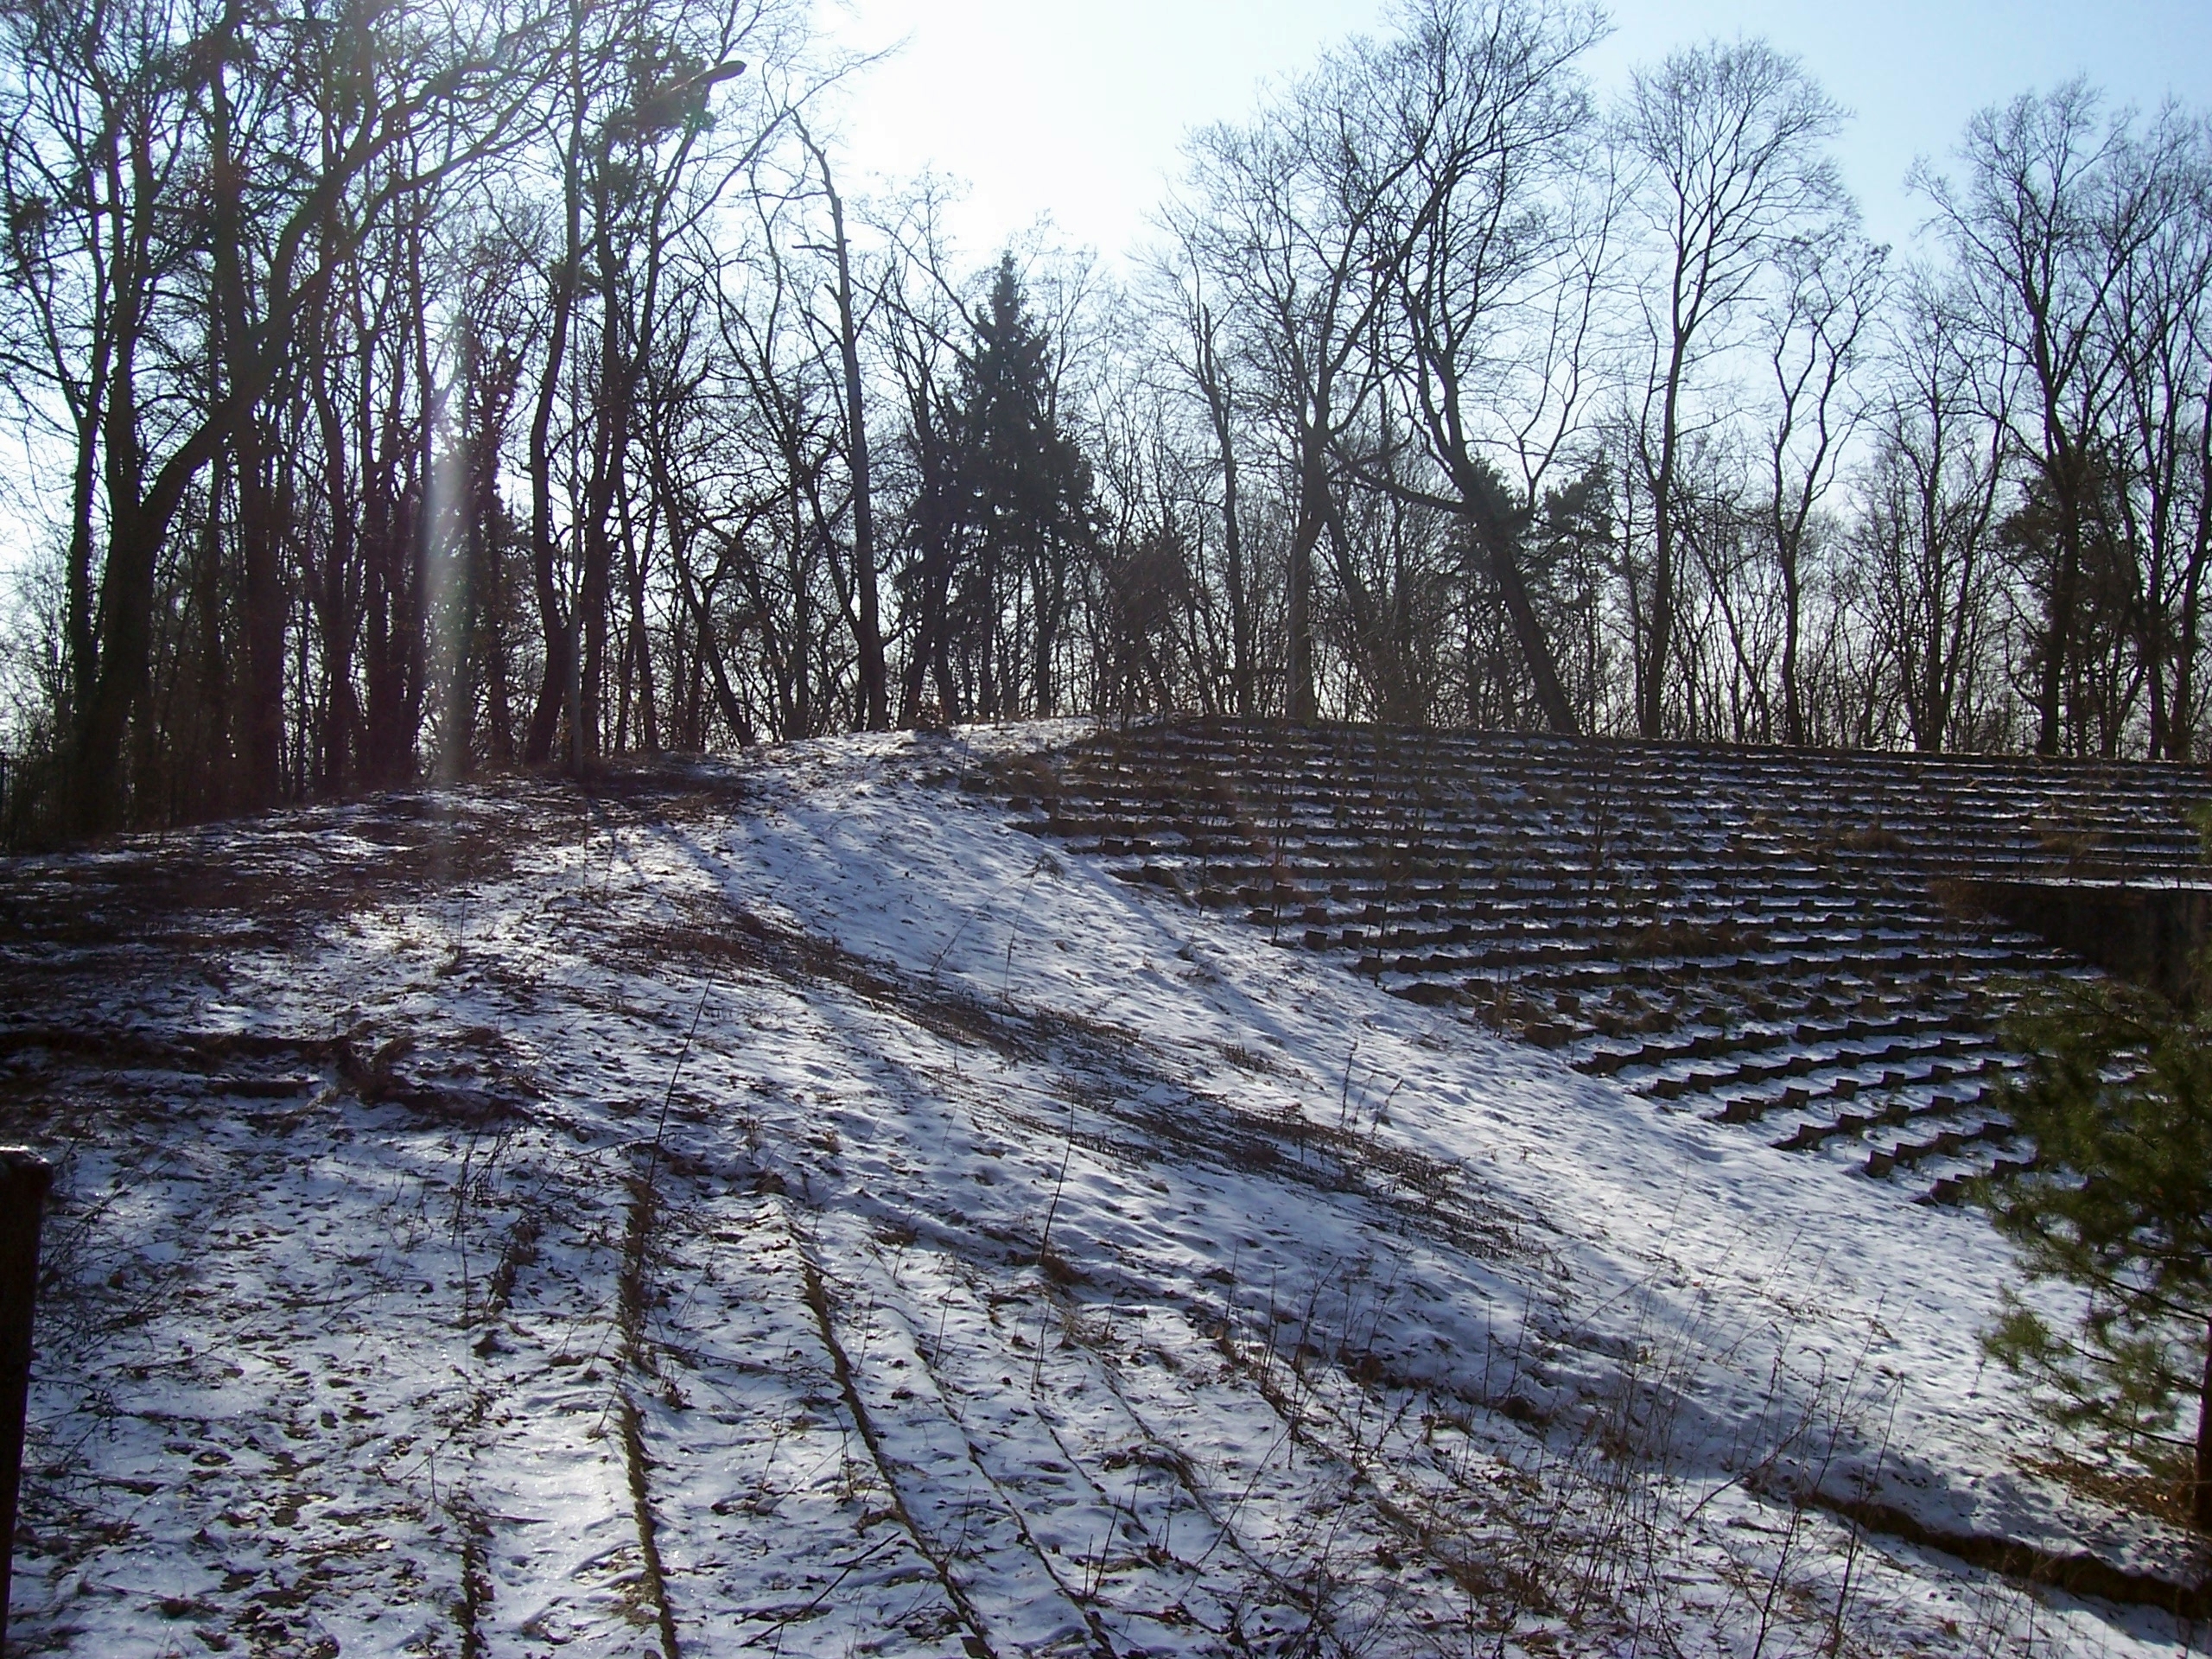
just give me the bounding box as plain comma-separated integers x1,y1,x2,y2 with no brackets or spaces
1287,448,1324,725
75,342,238,835
1641,367,1684,741
1195,306,1251,719
209,37,286,807
2031,394,2091,756
1780,548,1803,747
899,404,958,727
65,378,103,734
618,486,657,753
2038,495,2084,756
1441,454,1574,735
2196,1315,2212,1532
2175,400,2212,762
800,128,887,732
192,487,233,812
677,567,752,744
524,76,584,766
236,418,287,806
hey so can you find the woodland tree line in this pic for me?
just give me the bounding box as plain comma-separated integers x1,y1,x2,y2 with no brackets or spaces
3,0,2210,844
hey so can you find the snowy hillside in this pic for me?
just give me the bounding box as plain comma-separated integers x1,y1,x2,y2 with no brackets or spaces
4,727,2206,1656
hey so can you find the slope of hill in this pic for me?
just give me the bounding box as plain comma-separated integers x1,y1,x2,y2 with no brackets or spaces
2,726,2204,1656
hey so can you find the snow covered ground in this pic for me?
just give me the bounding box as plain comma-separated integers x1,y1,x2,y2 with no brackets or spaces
4,724,2206,1656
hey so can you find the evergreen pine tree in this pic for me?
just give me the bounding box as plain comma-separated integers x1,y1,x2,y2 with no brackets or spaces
952,256,1095,718
1980,969,2212,1529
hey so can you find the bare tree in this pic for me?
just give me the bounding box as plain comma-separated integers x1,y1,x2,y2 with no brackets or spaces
873,185,968,724
1758,234,1882,744
1374,0,1606,733
1917,82,2175,755
1172,42,1426,720
1147,230,1259,716
1860,270,2011,752
3,0,545,830
794,118,889,730
2101,111,2212,758
1617,37,1850,739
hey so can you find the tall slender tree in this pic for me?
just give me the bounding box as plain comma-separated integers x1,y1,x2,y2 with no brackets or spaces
1618,38,1849,740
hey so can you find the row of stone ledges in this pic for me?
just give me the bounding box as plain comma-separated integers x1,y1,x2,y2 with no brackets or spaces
979,721,2212,1204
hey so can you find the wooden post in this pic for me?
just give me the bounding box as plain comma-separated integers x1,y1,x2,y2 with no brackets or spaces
0,1151,49,1656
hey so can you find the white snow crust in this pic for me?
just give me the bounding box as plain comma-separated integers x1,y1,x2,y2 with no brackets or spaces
7,725,2207,1656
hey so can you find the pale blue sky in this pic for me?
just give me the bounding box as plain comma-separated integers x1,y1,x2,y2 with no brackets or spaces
817,0,2212,265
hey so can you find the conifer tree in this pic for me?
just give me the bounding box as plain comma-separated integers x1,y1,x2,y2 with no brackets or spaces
952,256,1095,718
1980,972,2212,1529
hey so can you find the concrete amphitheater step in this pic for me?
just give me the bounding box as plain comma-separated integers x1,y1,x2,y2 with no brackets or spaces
991,721,2212,1198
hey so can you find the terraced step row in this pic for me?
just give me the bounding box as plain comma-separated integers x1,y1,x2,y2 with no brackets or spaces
982,721,2212,1201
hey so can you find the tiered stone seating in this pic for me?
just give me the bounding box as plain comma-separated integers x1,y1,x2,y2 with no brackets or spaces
982,722,2212,1202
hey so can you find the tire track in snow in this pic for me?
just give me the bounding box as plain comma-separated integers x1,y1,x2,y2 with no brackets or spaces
445,1166,652,1654
796,1243,1008,1657
631,1179,971,1655
795,1216,1135,1658
929,1266,1316,1650
617,1173,682,1659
